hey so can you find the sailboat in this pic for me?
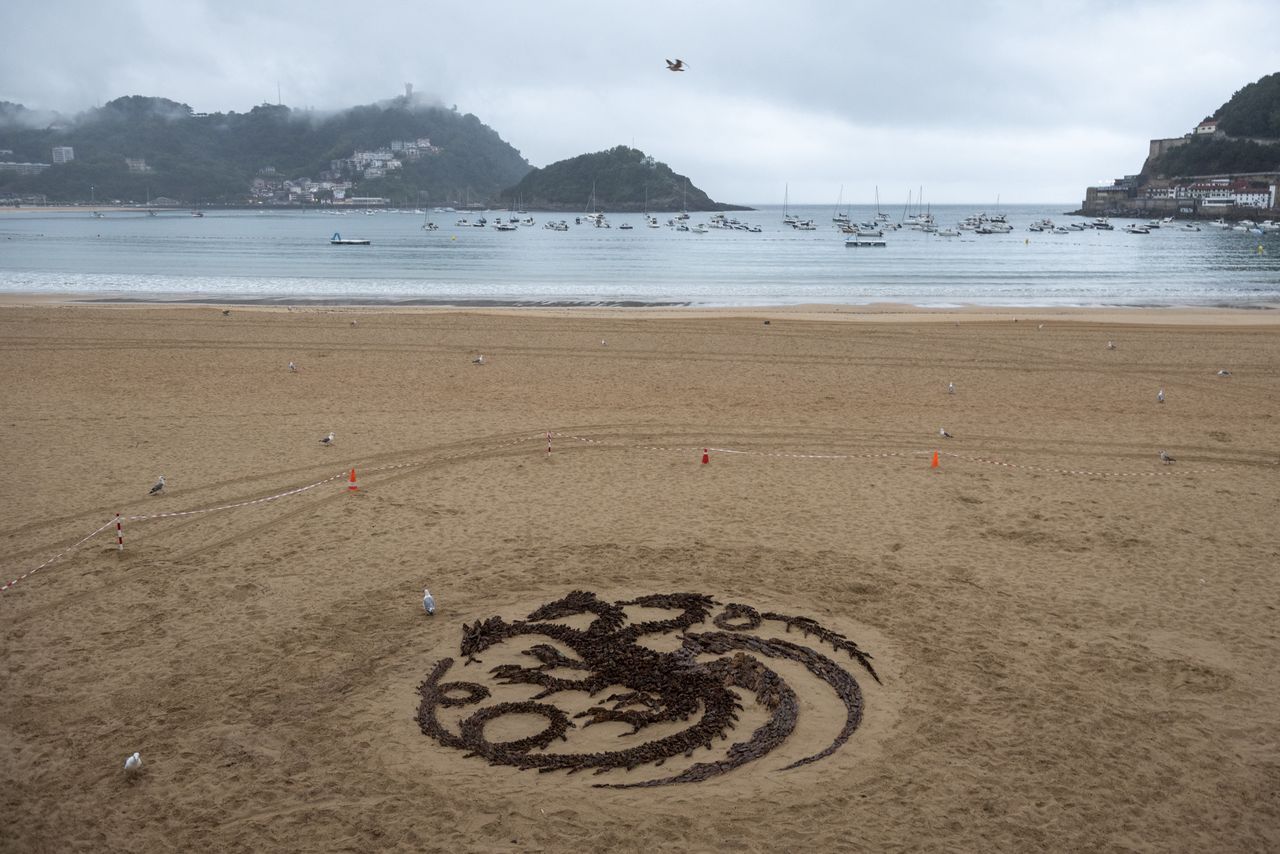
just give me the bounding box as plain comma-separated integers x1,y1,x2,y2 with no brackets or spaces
676,180,690,220
783,183,797,225
832,185,849,224
644,185,660,227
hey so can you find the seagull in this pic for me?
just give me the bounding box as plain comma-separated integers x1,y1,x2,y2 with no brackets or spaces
472,354,485,365
423,587,436,616
1157,389,1165,403
666,58,686,72
1106,340,1116,350
288,361,298,372
1159,450,1175,464
939,427,953,439
947,382,955,395
350,320,358,327
148,475,165,495
221,309,231,316
124,752,143,774
320,432,335,446
601,339,607,346
1037,323,1045,330
1216,369,1232,377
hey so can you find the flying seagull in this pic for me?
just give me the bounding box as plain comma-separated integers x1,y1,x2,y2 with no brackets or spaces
423,587,436,616
1216,369,1232,377
1159,450,1175,464
666,59,686,72
939,427,953,439
148,476,165,496
320,432,335,446
124,752,143,774
1157,389,1165,403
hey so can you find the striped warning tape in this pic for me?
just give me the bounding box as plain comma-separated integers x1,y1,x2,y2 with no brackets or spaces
2,436,543,596
555,433,1259,476
5,430,1270,597
125,472,348,521
940,453,1230,477
1,519,116,593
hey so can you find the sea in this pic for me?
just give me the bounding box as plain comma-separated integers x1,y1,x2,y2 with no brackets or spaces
1,204,1278,307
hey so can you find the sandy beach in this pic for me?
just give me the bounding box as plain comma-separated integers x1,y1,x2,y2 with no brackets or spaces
1,303,1278,853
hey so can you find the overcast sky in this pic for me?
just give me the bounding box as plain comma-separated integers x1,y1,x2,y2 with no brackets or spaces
4,1,1278,204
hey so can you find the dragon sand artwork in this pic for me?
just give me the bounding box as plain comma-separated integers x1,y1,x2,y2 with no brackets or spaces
416,591,881,788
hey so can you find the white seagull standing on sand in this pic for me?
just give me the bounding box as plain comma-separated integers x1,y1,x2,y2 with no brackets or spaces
939,427,953,439
472,354,485,365
1157,389,1165,403
947,382,955,395
1216,369,1232,377
320,432,335,446
148,476,165,495
124,752,143,774
288,361,298,372
1107,340,1117,350
1159,450,1176,464
423,588,436,615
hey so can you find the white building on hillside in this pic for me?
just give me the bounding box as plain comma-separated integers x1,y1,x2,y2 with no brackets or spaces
52,146,74,164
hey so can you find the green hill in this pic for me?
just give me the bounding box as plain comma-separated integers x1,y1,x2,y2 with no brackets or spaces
0,95,532,205
1145,71,1280,178
1215,71,1280,138
498,146,747,212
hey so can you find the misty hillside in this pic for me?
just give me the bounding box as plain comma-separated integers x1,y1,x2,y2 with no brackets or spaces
0,95,532,205
498,146,745,212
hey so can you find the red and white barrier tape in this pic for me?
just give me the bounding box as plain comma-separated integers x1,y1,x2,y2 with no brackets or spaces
554,433,1261,476
2,519,116,593
124,472,347,522
5,430,1270,598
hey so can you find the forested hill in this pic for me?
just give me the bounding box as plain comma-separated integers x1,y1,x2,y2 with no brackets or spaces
1214,71,1280,138
1144,71,1280,178
499,146,748,212
0,95,532,205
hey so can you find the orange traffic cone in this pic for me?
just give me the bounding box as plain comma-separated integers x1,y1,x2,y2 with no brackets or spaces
931,451,939,469
701,448,709,465
348,468,359,491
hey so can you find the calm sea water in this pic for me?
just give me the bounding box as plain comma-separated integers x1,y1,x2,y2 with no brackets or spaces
1,204,1278,307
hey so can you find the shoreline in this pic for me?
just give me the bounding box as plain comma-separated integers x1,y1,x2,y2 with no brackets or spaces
2,294,1278,324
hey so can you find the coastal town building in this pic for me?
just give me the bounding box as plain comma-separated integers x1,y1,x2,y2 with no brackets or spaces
0,161,51,175
125,157,152,173
1082,115,1279,217
51,146,74,164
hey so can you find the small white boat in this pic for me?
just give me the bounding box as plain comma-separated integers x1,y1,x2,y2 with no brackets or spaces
936,228,959,237
330,232,370,245
846,236,887,248
1123,224,1150,234
1180,224,1202,232
493,221,517,231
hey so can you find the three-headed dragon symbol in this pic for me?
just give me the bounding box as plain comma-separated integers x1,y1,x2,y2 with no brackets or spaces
417,591,881,788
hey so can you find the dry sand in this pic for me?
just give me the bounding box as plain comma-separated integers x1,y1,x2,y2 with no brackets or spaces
1,304,1278,853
